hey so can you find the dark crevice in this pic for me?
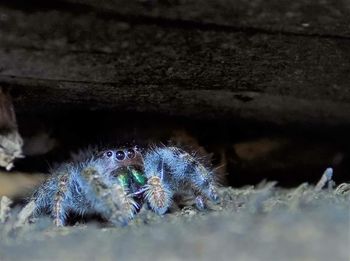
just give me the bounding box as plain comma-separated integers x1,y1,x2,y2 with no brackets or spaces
233,94,254,103
0,74,119,86
0,0,91,13
13,110,350,188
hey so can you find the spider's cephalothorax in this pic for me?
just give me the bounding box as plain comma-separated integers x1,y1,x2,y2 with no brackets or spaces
27,145,220,226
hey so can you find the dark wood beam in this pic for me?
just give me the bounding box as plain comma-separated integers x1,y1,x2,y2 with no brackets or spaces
0,3,349,127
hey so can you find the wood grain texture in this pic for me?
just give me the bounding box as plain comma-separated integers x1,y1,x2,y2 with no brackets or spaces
0,2,349,126
4,0,350,37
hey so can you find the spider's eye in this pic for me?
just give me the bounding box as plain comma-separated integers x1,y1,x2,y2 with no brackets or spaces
127,149,135,159
105,150,113,158
116,150,125,161
134,145,141,152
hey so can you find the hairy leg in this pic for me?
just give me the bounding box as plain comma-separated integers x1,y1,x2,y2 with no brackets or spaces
52,174,69,226
144,146,219,212
80,167,136,225
143,176,173,215
26,171,70,227
143,152,173,214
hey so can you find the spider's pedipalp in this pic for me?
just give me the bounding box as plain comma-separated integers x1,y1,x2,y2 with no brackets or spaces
143,151,174,214
112,182,138,220
144,175,173,215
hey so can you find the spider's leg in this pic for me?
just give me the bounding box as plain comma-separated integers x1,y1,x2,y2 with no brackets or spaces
180,152,220,208
14,200,37,228
143,152,173,215
52,173,69,226
189,161,219,204
80,167,136,225
156,147,220,210
27,171,70,227
194,195,206,210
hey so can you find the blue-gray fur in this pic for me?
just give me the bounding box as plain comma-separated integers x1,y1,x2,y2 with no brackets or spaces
143,146,219,214
29,145,219,226
31,151,128,226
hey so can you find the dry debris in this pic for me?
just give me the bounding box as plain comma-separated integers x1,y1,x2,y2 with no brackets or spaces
0,196,12,223
0,88,24,171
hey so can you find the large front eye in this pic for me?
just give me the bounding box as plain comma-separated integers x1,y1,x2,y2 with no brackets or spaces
127,149,135,159
116,150,125,161
105,150,114,158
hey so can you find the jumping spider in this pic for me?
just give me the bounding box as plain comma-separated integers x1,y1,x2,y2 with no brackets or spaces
26,145,220,226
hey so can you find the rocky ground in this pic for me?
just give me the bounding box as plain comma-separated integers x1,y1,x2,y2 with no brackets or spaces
0,182,349,261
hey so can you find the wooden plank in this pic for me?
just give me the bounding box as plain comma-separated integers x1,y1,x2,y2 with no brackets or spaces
4,76,350,126
0,5,350,126
9,0,349,38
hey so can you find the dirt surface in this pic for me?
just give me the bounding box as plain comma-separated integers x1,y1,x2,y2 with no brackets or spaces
0,184,349,261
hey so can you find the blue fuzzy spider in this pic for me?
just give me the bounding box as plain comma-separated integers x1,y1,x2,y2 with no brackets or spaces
26,145,220,226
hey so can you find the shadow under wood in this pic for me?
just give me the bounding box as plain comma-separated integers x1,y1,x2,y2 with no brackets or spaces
7,110,350,192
